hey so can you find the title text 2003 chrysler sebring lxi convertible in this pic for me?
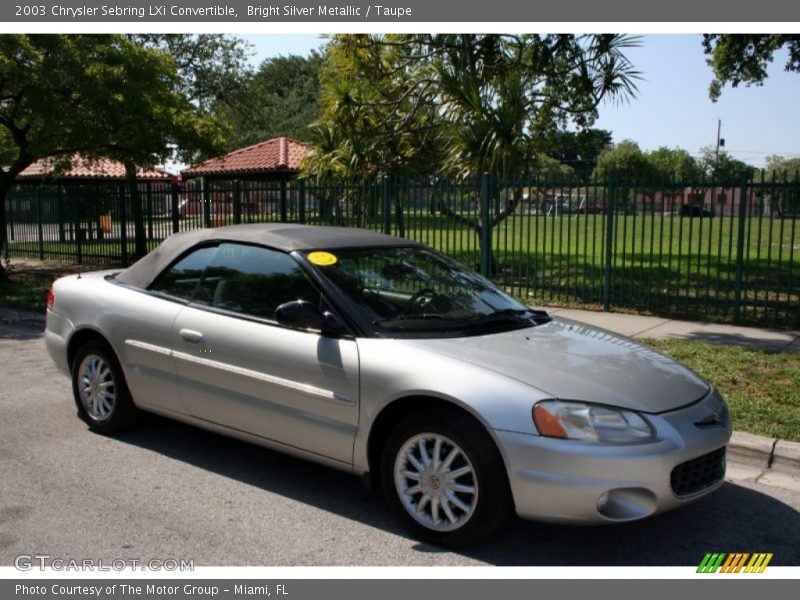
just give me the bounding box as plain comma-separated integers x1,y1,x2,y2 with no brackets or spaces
45,224,731,546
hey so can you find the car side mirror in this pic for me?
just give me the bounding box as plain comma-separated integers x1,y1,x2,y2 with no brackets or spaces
274,300,347,336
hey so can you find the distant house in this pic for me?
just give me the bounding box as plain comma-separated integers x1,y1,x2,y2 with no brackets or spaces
16,155,174,184
9,155,176,233
180,137,311,221
182,137,309,182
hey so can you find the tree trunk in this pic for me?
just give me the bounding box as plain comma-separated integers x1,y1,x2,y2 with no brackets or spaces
0,185,9,280
125,162,148,258
1,152,47,277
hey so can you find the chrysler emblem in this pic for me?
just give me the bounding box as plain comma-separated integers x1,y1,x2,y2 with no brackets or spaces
695,408,723,427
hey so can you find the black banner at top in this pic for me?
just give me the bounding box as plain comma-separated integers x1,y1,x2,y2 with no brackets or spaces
3,0,800,22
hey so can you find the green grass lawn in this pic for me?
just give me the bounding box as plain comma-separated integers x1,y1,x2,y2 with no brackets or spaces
397,212,800,325
388,212,797,325
7,211,800,325
644,338,800,442
0,269,55,312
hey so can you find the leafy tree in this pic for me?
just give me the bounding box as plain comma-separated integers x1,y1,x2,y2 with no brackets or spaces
647,147,703,183
642,147,703,211
533,155,575,180
77,39,227,257
591,140,654,186
130,34,249,161
305,34,638,260
702,35,800,100
545,129,613,181
697,146,755,183
305,35,445,179
0,35,123,276
764,155,800,180
689,147,756,215
590,140,654,210
761,155,800,213
0,35,230,272
216,52,325,149
116,35,248,255
308,34,638,180
131,35,250,111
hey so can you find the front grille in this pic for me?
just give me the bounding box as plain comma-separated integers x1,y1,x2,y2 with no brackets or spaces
670,447,726,497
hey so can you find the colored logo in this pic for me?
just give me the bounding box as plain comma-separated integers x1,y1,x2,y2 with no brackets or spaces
697,552,773,573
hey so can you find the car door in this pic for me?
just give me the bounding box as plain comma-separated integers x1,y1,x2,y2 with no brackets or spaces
168,242,360,465
121,245,220,415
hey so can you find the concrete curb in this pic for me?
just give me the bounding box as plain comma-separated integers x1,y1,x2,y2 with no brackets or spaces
727,431,800,482
727,431,775,469
773,439,800,474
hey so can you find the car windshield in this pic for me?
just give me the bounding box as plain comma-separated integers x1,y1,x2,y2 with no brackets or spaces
303,246,549,336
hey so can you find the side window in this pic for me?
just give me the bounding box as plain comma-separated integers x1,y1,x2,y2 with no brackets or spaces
149,245,218,300
198,243,320,320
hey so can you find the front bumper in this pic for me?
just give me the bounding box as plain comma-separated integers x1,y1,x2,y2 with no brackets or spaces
497,389,731,523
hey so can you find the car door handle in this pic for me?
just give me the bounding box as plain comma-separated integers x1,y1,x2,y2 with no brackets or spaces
179,329,204,344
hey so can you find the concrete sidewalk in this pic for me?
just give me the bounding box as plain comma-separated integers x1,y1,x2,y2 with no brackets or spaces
544,306,800,353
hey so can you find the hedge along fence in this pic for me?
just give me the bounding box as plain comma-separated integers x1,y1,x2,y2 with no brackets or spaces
5,172,799,327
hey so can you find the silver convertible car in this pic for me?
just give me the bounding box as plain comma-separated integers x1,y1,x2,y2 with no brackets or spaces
45,224,731,546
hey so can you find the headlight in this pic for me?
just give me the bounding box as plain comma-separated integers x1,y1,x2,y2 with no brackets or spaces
532,400,654,442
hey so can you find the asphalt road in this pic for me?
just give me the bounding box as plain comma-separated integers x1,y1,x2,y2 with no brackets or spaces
1,320,798,567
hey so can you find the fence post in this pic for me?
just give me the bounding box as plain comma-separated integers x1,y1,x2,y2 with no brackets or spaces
298,179,306,224
393,177,406,237
119,184,128,266
71,187,82,264
95,187,104,242
5,190,17,246
233,180,242,225
145,182,153,242
57,185,65,242
733,172,749,324
7,191,15,242
279,178,288,222
381,175,392,234
171,182,180,233
36,187,44,260
603,176,615,311
202,179,211,228
480,172,492,277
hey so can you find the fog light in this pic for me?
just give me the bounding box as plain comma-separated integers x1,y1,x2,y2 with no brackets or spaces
596,487,657,521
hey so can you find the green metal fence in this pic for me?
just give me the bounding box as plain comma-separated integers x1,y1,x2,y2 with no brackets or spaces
5,173,799,327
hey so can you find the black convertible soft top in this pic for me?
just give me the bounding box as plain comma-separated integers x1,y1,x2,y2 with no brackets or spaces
115,223,420,288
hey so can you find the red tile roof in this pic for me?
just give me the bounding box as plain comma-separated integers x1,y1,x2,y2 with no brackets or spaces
182,137,309,178
17,155,173,181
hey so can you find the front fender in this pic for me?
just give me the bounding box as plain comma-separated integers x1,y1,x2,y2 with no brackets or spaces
352,338,548,472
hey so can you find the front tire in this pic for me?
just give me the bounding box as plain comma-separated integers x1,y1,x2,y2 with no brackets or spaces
71,341,138,433
381,411,511,547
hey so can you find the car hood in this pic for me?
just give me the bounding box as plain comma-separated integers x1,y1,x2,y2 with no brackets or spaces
401,317,709,413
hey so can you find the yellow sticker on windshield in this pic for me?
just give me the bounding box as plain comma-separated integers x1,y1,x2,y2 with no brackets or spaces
307,251,338,266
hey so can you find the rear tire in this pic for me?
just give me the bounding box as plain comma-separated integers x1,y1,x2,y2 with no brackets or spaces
381,411,511,547
71,341,138,433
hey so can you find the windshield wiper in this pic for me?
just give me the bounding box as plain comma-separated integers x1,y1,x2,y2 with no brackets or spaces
464,308,551,330
374,313,476,331
470,308,531,321
374,308,551,331
374,313,451,326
